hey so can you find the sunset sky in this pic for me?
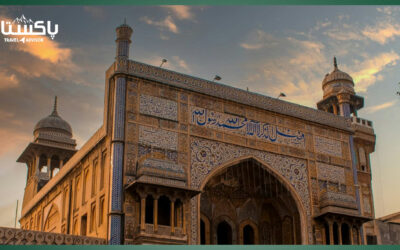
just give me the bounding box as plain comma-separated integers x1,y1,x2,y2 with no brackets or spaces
0,5,399,227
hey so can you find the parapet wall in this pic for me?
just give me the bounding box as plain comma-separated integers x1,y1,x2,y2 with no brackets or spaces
0,227,106,245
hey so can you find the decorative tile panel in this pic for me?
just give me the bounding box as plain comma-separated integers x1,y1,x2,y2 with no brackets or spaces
363,198,371,214
139,94,178,121
138,125,177,151
317,162,345,183
314,136,342,157
190,197,198,244
140,158,184,173
189,137,312,243
190,106,305,148
319,191,357,205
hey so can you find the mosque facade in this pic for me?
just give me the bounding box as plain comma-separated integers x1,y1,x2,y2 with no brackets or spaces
16,23,376,245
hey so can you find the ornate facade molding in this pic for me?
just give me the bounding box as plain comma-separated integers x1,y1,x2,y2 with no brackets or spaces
125,60,352,132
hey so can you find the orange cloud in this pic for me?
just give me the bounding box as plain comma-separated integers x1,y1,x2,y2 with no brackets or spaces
15,37,73,64
0,128,31,157
0,70,19,89
351,51,399,92
362,23,400,45
365,100,397,114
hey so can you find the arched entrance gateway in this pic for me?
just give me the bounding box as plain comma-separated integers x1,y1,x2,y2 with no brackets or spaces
199,158,302,245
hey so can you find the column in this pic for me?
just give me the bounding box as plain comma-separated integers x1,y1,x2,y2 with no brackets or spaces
337,93,351,117
329,221,334,245
170,199,175,234
332,104,338,115
60,159,64,168
350,225,354,245
47,157,52,177
178,204,182,228
292,216,297,244
140,196,146,231
154,196,158,232
108,76,127,245
338,223,342,245
35,155,40,174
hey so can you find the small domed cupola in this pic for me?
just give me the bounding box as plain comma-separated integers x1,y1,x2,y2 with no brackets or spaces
317,57,364,117
17,96,77,197
321,57,356,99
33,96,76,149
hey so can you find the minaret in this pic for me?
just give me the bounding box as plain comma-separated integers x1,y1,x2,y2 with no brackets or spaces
317,58,377,244
317,57,364,117
115,18,133,60
109,21,132,245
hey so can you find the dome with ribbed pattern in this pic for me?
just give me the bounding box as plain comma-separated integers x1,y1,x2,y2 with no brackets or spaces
33,97,72,137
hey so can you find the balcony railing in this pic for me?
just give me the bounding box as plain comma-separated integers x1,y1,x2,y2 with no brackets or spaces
351,116,373,128
135,224,185,238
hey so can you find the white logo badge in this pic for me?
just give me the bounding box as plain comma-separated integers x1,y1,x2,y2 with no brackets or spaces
1,14,59,43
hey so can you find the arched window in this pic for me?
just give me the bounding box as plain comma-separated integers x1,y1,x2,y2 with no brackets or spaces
145,195,154,224
358,147,367,172
324,222,330,245
74,176,81,209
243,225,255,244
201,219,206,245
333,222,339,245
81,214,87,236
50,155,60,178
82,168,90,204
341,223,351,245
217,221,232,244
158,196,171,226
90,204,96,233
174,199,183,227
39,154,48,172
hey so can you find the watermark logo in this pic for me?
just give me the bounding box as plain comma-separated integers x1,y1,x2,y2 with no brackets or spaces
1,14,58,43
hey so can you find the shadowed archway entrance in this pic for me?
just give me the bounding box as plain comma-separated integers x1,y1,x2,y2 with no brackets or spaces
200,158,302,245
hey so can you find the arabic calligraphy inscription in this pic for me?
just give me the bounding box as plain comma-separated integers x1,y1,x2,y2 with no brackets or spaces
190,106,305,148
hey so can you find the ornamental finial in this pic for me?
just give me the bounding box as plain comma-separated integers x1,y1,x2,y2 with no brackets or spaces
52,96,58,116
334,56,338,70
